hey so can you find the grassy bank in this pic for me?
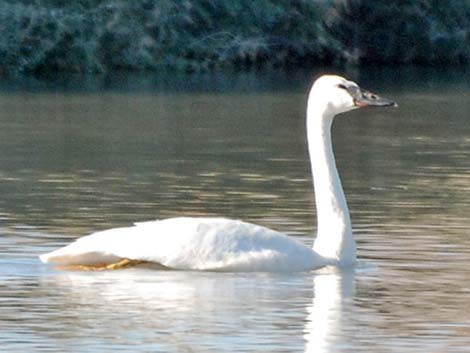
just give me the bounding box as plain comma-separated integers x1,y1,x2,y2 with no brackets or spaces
0,0,469,74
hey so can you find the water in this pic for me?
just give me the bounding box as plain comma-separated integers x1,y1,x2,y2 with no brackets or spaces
1,69,470,352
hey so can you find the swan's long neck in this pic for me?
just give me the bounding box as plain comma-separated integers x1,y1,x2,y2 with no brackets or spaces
307,101,356,266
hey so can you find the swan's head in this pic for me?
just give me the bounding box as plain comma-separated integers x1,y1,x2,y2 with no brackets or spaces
308,75,396,117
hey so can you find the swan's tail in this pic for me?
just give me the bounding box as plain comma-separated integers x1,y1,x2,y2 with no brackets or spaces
39,229,127,268
40,246,122,267
40,244,151,271
39,224,165,270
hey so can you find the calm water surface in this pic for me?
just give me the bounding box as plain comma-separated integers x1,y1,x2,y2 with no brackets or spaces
1,69,470,352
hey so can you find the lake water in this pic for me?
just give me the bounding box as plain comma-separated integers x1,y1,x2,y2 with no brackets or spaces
1,69,470,352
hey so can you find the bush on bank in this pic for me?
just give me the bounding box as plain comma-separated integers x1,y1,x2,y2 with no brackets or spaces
0,0,469,74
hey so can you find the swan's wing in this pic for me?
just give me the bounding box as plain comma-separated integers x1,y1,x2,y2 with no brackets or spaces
39,217,203,267
40,217,323,272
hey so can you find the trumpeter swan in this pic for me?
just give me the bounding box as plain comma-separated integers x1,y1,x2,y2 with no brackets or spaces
40,75,396,272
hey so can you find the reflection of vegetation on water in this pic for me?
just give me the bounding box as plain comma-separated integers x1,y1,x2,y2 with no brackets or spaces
1,0,469,74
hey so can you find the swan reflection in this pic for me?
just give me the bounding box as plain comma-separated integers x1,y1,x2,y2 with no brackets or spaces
304,269,355,353
39,268,355,352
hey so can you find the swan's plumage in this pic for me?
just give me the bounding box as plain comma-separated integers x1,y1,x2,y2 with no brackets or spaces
39,74,396,272
40,217,324,272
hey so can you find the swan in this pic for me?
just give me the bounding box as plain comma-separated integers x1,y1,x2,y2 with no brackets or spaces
39,75,396,272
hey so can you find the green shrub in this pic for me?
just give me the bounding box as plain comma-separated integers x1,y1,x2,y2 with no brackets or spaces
0,0,468,73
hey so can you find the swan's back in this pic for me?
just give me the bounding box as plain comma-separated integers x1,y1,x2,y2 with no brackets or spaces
40,217,325,272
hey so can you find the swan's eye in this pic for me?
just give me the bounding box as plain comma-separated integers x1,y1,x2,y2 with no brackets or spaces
337,84,348,90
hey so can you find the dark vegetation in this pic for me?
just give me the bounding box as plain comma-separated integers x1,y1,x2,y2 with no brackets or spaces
0,0,469,74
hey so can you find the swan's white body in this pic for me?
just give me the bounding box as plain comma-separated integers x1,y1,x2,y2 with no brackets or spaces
40,217,325,272
40,75,395,272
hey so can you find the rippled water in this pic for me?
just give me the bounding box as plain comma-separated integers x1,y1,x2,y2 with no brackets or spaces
1,69,470,352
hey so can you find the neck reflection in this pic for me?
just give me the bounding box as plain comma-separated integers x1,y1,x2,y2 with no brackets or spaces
304,268,355,353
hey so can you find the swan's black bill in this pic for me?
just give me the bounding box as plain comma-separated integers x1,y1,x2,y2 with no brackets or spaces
354,89,397,108
337,83,397,108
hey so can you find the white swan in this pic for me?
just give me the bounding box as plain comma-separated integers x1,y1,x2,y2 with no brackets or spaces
39,75,396,272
